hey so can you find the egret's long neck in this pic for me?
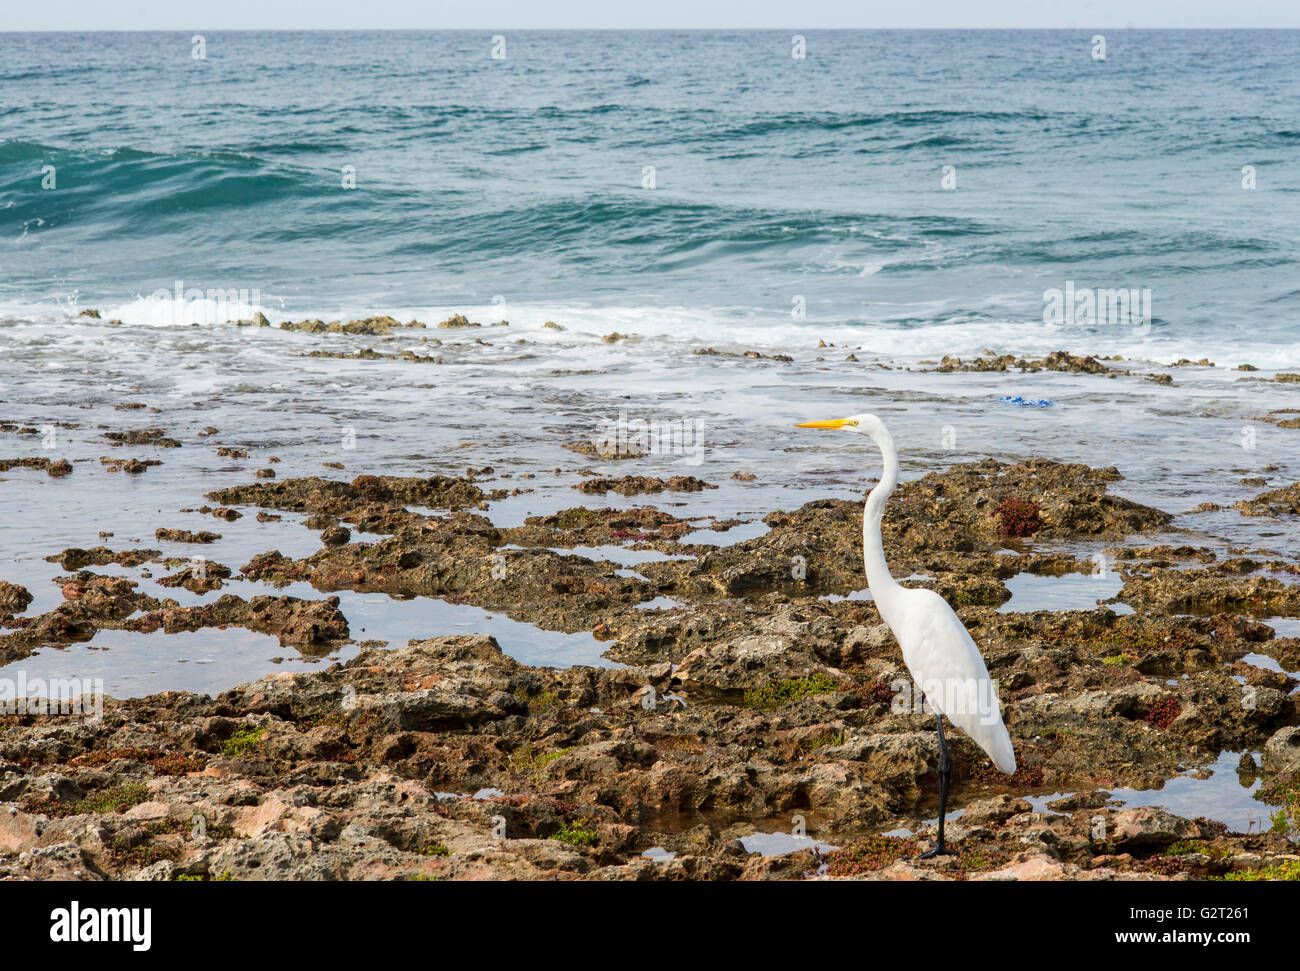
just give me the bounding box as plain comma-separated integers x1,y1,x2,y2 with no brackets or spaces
862,427,903,608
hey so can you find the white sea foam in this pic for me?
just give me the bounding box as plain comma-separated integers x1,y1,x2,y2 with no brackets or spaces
2,295,1299,370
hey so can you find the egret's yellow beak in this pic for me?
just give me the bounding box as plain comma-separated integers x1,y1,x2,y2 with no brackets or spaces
795,418,856,429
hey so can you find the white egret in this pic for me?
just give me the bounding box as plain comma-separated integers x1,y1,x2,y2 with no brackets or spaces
796,413,1015,857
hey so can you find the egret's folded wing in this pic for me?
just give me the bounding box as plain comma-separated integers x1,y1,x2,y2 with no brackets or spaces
902,595,1016,774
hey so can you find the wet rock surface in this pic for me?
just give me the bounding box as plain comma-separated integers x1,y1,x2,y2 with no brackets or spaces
1118,565,1300,617
576,475,717,496
0,457,73,477
102,427,181,448
1237,481,1300,517
0,626,1294,882
930,350,1118,375
0,582,32,616
2,457,1299,880
279,316,424,336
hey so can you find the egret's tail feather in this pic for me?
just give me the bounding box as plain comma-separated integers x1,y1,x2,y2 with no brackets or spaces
987,723,1017,775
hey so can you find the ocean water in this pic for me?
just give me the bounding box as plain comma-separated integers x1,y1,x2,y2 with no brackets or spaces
1,30,1299,705
2,29,1299,361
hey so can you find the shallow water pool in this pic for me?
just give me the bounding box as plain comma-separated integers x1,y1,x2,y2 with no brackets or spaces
999,571,1128,614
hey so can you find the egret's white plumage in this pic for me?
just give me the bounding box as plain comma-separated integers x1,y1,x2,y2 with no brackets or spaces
890,587,1016,773
796,413,1015,776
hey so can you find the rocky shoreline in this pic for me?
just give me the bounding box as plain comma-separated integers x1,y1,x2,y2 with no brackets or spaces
2,432,1299,881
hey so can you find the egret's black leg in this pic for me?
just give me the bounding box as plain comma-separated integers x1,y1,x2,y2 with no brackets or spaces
918,710,954,859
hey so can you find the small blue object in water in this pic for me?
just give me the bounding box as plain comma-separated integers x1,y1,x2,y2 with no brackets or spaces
998,395,1054,408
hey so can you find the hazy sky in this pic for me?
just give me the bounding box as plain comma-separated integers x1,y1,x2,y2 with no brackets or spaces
6,1,1299,30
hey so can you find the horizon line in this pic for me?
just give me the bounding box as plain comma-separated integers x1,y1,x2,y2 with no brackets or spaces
4,26,1300,32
